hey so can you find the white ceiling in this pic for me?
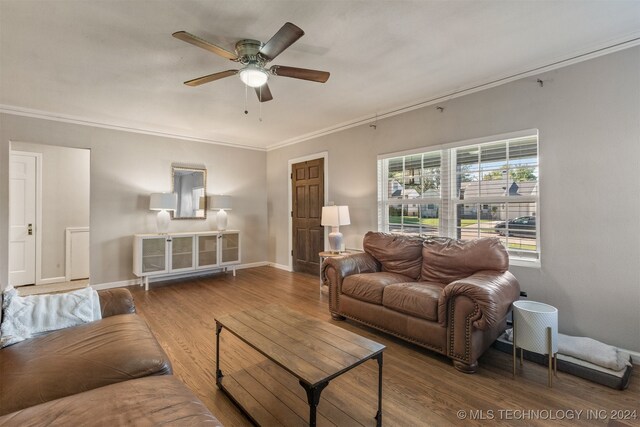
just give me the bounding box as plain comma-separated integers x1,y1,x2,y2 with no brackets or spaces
1,1,639,151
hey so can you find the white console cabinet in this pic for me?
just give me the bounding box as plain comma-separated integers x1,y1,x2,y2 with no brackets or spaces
133,231,240,290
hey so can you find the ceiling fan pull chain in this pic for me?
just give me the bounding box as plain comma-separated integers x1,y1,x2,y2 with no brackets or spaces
259,86,263,122
244,83,248,114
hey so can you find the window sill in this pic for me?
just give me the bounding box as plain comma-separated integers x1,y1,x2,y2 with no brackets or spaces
509,257,541,269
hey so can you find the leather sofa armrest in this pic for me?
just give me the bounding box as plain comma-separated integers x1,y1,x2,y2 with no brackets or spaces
322,253,380,312
98,288,136,317
438,270,520,330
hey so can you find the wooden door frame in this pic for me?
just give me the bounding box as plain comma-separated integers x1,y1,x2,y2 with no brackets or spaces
9,148,43,285
287,152,328,272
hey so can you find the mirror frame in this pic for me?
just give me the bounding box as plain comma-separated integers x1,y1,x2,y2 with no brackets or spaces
171,166,207,220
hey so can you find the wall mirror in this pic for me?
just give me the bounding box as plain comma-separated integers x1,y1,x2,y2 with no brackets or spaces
172,166,206,219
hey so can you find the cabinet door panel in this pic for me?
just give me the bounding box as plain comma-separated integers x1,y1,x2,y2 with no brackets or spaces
171,236,194,270
142,238,167,273
220,233,240,264
198,235,219,268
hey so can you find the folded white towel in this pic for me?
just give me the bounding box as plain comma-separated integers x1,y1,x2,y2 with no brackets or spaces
504,328,631,371
558,334,631,371
0,286,101,347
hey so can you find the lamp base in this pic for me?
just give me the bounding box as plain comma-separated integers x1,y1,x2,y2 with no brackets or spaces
328,227,343,253
156,210,170,234
216,209,228,231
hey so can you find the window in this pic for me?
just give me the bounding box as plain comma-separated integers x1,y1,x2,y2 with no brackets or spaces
378,131,539,262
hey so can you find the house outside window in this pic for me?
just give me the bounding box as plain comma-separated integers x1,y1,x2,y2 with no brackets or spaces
378,130,539,263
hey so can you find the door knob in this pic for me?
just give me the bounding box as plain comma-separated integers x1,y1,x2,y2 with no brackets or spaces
28,224,33,235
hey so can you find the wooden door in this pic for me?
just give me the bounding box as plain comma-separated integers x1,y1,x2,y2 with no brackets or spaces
292,159,324,275
9,153,37,286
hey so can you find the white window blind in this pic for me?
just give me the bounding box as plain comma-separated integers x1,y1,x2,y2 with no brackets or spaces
378,132,539,261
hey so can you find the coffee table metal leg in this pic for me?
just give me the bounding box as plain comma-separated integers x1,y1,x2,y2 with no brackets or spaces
376,353,383,426
299,380,329,427
215,322,224,386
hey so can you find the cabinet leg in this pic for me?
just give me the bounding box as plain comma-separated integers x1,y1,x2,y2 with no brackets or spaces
233,267,236,277
144,276,149,291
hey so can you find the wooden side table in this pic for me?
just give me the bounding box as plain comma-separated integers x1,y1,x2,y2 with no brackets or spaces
512,300,559,387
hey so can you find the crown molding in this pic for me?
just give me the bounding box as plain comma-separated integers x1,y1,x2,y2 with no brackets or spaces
266,35,640,151
0,104,266,152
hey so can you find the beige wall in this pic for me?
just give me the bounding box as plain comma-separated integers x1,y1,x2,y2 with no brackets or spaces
267,47,640,352
0,115,268,287
11,142,90,280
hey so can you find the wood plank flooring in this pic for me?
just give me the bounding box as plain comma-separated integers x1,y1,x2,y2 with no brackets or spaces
129,267,639,427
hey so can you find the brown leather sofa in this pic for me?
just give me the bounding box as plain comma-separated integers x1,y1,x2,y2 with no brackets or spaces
322,232,520,373
0,288,221,425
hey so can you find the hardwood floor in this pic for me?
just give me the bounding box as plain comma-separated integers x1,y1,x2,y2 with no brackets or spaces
129,267,639,426
17,279,89,296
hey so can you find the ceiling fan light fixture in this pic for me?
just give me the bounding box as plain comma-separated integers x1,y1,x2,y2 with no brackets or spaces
239,65,268,88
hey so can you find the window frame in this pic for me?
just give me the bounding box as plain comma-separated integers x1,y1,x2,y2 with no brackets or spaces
377,129,540,267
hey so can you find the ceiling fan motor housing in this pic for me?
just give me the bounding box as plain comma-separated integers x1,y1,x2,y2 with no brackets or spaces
235,39,265,65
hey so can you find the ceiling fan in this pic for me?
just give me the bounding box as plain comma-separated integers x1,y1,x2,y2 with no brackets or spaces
173,22,330,102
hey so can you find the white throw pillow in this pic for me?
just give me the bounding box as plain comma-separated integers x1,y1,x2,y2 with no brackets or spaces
0,286,102,348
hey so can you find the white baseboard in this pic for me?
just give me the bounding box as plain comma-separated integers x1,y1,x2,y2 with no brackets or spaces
625,349,640,365
91,279,139,291
270,263,292,272
37,276,66,285
90,262,272,290
236,261,269,270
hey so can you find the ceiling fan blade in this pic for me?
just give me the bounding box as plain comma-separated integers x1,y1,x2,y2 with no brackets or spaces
255,84,273,102
184,70,238,86
270,65,330,83
259,22,304,61
172,31,238,61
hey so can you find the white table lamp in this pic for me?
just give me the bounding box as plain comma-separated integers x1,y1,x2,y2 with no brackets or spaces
512,300,558,387
149,192,177,234
321,205,350,253
211,195,232,230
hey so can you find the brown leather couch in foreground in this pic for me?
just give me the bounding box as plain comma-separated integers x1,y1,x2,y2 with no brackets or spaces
0,288,221,426
322,232,520,373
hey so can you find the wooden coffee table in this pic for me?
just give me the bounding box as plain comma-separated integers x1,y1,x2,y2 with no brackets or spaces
215,305,385,426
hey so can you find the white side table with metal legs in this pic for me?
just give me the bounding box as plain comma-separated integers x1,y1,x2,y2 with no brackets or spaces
512,300,559,387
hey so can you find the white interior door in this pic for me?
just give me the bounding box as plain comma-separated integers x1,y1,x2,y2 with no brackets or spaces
9,153,37,286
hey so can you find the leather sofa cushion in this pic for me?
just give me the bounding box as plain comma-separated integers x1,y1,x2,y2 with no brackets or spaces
383,282,444,322
421,237,509,283
0,376,222,426
0,314,172,416
342,272,413,304
363,232,424,280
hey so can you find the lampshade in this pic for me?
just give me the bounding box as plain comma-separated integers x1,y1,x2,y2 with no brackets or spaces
149,193,177,211
211,195,232,211
321,206,350,227
239,65,268,88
